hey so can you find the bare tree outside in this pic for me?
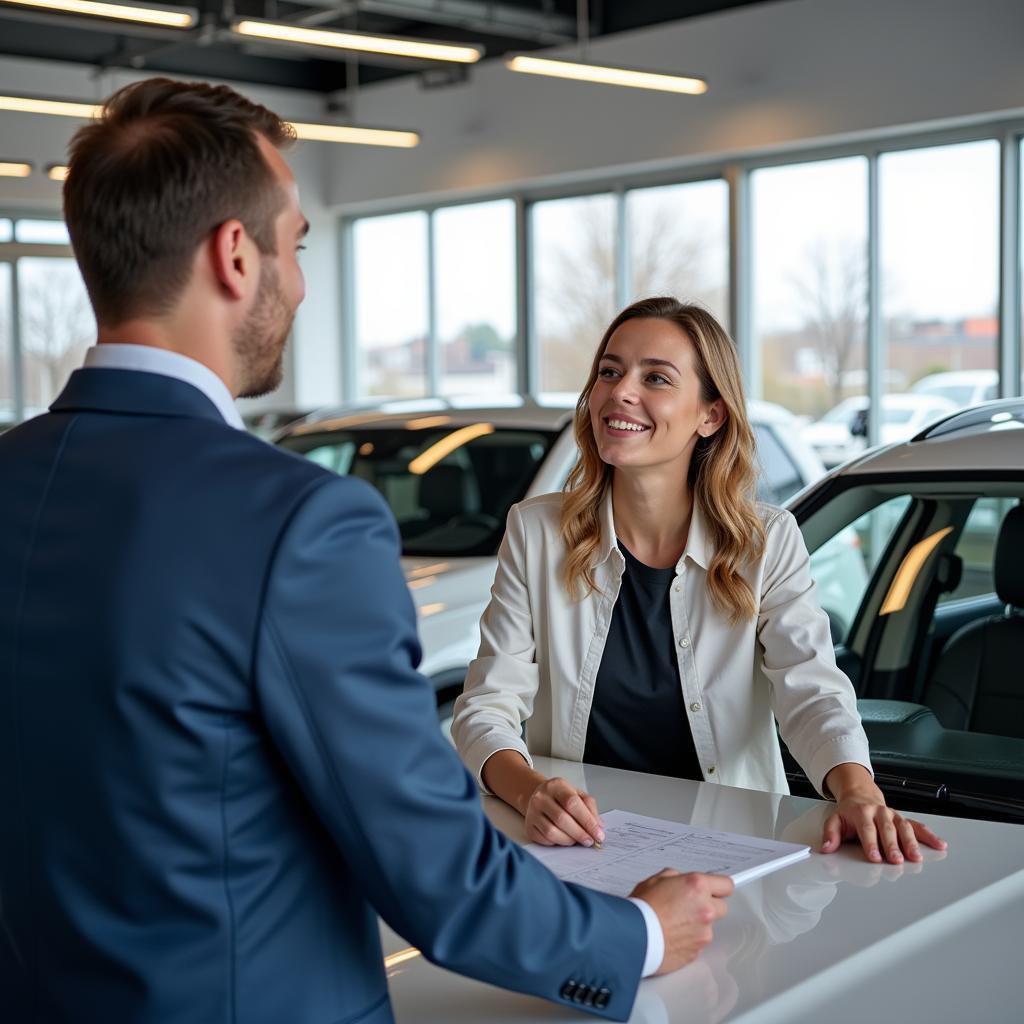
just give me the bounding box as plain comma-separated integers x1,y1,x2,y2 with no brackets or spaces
535,189,728,393
787,238,867,409
19,258,96,411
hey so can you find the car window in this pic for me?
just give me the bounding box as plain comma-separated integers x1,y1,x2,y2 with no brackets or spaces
807,495,911,645
280,426,557,556
753,424,804,505
938,497,1018,604
882,407,915,425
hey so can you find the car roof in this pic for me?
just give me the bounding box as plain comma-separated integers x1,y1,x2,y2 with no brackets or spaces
280,395,578,437
280,394,805,439
838,398,1024,476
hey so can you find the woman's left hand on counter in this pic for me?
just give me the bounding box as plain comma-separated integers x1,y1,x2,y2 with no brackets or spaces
821,763,948,863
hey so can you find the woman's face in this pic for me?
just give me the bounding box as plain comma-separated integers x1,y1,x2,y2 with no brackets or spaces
588,316,725,476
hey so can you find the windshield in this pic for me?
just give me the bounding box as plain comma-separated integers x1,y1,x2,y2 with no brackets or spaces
279,425,559,556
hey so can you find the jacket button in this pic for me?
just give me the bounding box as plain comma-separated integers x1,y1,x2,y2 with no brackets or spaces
595,989,611,1009
690,701,702,712
678,637,690,648
560,980,577,999
573,985,590,1003
708,765,716,775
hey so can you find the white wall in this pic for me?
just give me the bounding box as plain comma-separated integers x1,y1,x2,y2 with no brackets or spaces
0,56,341,410
327,0,1024,210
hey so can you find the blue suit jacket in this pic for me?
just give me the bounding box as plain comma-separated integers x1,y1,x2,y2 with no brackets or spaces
0,369,646,1023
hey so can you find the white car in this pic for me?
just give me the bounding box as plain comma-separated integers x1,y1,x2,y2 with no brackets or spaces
277,397,861,713
802,393,957,468
910,369,998,408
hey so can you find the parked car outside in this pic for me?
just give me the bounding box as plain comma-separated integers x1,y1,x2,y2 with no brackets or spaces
801,393,957,468
790,398,1024,826
276,396,861,715
910,369,998,408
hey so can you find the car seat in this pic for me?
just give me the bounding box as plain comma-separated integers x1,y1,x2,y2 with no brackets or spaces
923,505,1024,737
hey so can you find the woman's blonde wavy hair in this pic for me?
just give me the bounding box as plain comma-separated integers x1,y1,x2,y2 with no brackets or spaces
560,297,766,624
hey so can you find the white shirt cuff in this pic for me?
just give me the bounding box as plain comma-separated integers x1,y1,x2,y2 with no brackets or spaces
628,897,664,978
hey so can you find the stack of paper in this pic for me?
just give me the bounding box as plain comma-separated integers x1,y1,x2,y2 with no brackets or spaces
524,809,810,897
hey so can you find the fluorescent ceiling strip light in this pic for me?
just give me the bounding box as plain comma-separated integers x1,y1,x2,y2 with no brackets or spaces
0,95,100,117
506,55,707,95
233,18,482,64
0,161,32,177
0,0,195,28
0,96,418,148
290,121,420,148
47,164,69,181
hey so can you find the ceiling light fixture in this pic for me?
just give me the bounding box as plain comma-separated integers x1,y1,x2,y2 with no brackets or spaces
233,18,482,64
47,163,69,181
0,0,196,29
290,121,420,148
506,0,706,96
0,160,33,177
0,94,419,148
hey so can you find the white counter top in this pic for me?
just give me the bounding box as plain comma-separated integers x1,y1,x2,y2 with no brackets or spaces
381,757,1024,1023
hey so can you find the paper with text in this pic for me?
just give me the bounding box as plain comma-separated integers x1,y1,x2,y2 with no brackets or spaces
524,809,810,896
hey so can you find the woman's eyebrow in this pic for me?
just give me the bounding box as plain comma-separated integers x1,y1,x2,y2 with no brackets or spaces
600,354,680,373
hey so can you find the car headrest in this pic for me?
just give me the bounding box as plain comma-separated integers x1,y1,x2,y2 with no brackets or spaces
995,505,1024,608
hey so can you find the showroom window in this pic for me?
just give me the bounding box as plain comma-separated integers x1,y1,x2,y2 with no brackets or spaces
880,140,999,409
433,200,516,397
751,157,868,422
531,193,616,395
0,216,95,424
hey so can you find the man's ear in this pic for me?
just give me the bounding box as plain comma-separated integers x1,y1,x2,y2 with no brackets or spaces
209,219,252,301
699,399,728,438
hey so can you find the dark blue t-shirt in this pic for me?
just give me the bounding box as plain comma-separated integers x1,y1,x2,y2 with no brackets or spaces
583,542,702,780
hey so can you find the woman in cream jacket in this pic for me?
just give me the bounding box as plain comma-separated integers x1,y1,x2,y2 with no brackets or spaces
452,297,944,865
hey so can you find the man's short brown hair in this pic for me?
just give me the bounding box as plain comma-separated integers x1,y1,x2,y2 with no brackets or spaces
64,77,295,327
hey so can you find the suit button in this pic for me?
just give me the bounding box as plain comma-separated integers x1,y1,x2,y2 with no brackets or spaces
583,988,597,1007
595,988,611,1009
573,985,590,1003
560,980,577,999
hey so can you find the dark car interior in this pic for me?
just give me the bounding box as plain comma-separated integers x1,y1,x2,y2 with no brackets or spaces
787,481,1024,824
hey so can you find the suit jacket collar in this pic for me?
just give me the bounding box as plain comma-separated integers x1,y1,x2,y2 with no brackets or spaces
50,368,228,426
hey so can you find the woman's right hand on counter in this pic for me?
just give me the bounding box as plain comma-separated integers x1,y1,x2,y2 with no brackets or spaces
524,776,606,847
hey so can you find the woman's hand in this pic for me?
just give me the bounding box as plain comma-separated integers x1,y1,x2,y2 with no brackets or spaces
822,763,947,863
525,776,606,847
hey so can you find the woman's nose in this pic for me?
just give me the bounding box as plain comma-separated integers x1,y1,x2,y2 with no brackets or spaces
610,374,638,402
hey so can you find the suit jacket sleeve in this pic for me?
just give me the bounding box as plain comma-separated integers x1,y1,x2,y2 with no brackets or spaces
254,475,645,1021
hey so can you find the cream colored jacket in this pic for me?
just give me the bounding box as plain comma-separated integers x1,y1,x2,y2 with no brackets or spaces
451,490,872,797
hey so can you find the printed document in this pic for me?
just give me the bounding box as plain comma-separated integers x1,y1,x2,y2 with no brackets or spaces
524,809,810,896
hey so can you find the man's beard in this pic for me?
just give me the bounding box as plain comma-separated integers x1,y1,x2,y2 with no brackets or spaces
232,258,295,400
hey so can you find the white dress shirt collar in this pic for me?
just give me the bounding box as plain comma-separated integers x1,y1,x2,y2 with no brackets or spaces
83,343,245,430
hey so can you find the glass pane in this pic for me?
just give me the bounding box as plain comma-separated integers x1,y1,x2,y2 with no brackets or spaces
0,263,13,426
882,141,999,414
532,194,615,394
808,495,911,645
434,200,516,397
18,257,95,414
14,219,71,245
353,211,429,398
0,219,12,243
938,497,1019,604
752,422,804,505
279,425,557,557
626,179,729,325
752,157,868,438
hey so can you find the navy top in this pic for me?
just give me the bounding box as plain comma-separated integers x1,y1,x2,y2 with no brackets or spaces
584,542,702,780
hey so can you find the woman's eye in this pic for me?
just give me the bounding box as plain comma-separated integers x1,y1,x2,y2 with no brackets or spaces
598,367,618,378
647,374,669,385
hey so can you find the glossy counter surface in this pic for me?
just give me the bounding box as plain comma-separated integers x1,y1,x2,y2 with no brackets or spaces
381,757,1024,1024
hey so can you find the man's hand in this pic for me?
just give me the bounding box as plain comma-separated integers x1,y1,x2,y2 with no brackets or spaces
524,776,605,847
630,870,734,974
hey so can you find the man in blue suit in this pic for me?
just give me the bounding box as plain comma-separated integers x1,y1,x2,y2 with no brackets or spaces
0,79,732,1023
